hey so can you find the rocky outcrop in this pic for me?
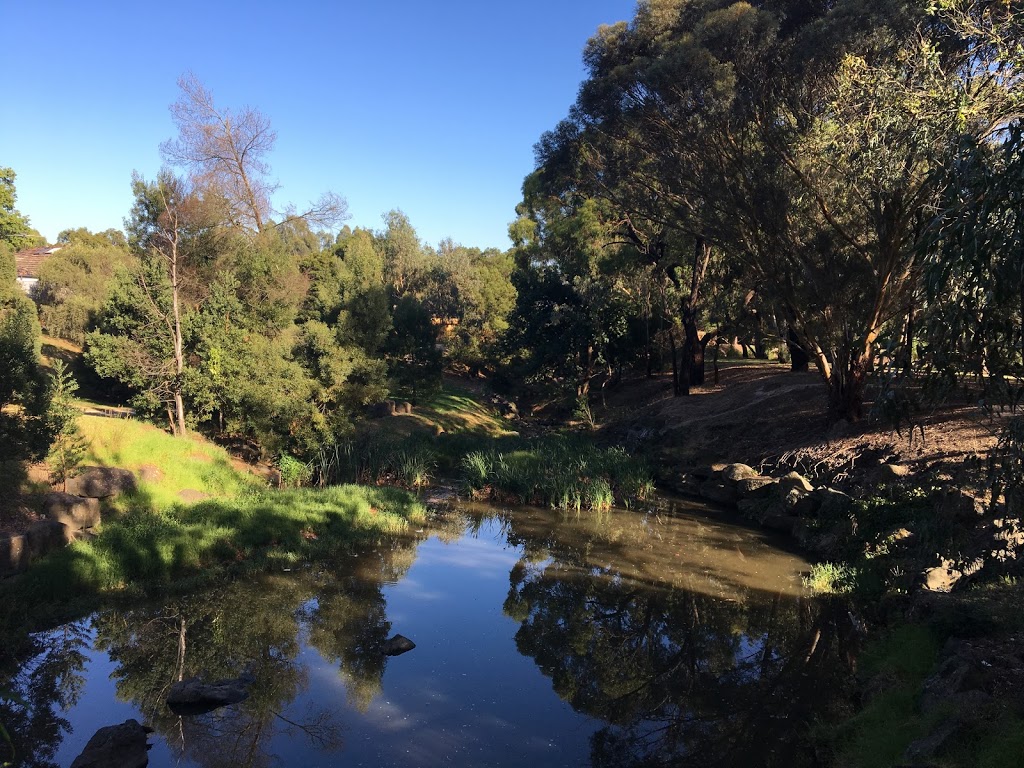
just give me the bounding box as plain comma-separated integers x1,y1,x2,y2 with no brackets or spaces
166,674,254,715
66,467,138,498
70,718,152,768
43,493,101,530
666,464,855,556
0,520,75,577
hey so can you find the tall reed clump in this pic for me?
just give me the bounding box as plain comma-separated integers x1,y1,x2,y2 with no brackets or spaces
460,437,653,512
307,434,437,491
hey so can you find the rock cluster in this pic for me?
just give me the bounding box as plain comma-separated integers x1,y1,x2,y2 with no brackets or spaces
668,463,855,556
0,467,137,577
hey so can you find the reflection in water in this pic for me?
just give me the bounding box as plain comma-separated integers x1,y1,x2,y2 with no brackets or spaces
3,499,854,767
497,499,855,766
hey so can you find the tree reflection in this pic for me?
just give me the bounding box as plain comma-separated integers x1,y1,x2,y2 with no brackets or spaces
0,622,90,768
502,508,856,768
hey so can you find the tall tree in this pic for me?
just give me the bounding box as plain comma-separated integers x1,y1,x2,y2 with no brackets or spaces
161,72,347,234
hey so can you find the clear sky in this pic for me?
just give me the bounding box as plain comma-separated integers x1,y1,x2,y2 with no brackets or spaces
3,1,637,251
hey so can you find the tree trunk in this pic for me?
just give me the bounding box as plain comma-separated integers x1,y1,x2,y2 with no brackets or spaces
827,354,868,422
669,327,681,396
787,325,810,372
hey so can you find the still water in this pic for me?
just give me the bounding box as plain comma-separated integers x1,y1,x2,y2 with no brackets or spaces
9,499,854,767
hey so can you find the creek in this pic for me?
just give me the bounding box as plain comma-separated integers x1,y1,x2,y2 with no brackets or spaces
7,497,855,767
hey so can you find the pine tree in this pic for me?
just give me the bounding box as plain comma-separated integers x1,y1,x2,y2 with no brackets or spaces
46,360,88,491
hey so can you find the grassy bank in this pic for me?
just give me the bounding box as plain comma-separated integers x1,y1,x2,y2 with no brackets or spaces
2,417,427,638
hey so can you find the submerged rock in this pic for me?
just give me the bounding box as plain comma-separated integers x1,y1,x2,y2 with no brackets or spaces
384,634,416,656
70,718,152,768
166,675,253,715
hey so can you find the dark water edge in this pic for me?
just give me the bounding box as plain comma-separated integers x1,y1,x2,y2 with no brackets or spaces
3,498,857,768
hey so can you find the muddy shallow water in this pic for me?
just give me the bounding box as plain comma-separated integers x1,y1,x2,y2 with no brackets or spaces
8,498,854,767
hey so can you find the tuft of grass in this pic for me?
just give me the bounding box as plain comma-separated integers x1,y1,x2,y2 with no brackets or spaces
804,562,860,594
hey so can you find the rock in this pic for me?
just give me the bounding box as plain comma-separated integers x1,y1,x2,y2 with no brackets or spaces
923,559,964,593
42,493,101,530
66,467,137,498
26,519,74,555
736,498,767,520
735,476,776,498
0,534,28,576
877,463,911,482
137,464,163,483
70,718,152,768
397,401,413,415
761,513,799,534
720,463,759,484
667,472,702,496
779,472,814,494
698,480,738,505
384,634,416,656
810,487,853,519
166,675,253,715
683,465,715,481
936,489,983,524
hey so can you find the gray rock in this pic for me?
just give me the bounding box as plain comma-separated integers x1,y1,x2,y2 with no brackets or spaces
698,480,738,505
877,463,911,482
720,463,759,484
42,493,101,530
779,471,814,493
735,476,776,498
384,634,416,656
70,718,152,768
66,467,137,498
810,487,853,519
761,514,799,534
0,534,28,576
923,559,963,593
166,675,252,715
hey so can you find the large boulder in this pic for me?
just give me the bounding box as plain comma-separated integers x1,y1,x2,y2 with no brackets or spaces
66,467,137,498
70,718,152,768
166,675,253,715
779,471,815,494
0,534,28,577
720,463,759,484
42,493,100,530
735,476,777,499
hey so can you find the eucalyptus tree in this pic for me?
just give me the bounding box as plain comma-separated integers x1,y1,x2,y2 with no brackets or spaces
87,172,215,435
162,72,347,234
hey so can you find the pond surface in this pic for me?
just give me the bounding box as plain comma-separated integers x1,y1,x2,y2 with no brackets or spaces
7,498,855,768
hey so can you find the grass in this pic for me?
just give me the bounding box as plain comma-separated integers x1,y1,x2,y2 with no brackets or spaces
803,562,860,594
829,624,942,768
459,438,654,512
79,415,258,509
2,415,428,640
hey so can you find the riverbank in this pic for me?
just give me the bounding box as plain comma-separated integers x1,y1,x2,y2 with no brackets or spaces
598,362,1024,767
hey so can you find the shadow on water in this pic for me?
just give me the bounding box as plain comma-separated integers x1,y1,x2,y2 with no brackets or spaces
2,499,857,768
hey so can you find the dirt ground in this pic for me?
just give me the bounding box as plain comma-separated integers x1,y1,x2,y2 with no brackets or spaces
601,361,999,487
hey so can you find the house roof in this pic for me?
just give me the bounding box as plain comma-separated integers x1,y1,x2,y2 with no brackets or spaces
14,246,61,279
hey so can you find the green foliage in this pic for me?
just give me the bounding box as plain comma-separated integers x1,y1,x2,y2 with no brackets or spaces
829,625,942,768
459,437,653,511
0,281,49,464
277,453,312,488
803,562,860,595
0,167,33,252
45,360,88,491
36,229,132,343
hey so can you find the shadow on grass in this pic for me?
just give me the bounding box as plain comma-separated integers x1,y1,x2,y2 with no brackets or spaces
0,484,427,641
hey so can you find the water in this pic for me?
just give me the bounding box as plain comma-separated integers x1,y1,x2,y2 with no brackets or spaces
4,499,854,768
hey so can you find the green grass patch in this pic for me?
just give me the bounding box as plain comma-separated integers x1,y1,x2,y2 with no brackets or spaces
1,484,427,631
829,624,942,768
460,437,654,512
80,416,259,508
804,562,860,594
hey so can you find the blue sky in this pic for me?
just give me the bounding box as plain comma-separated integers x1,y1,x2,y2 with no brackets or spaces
4,1,636,251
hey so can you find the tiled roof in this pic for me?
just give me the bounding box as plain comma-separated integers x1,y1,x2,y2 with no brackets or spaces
14,246,61,279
